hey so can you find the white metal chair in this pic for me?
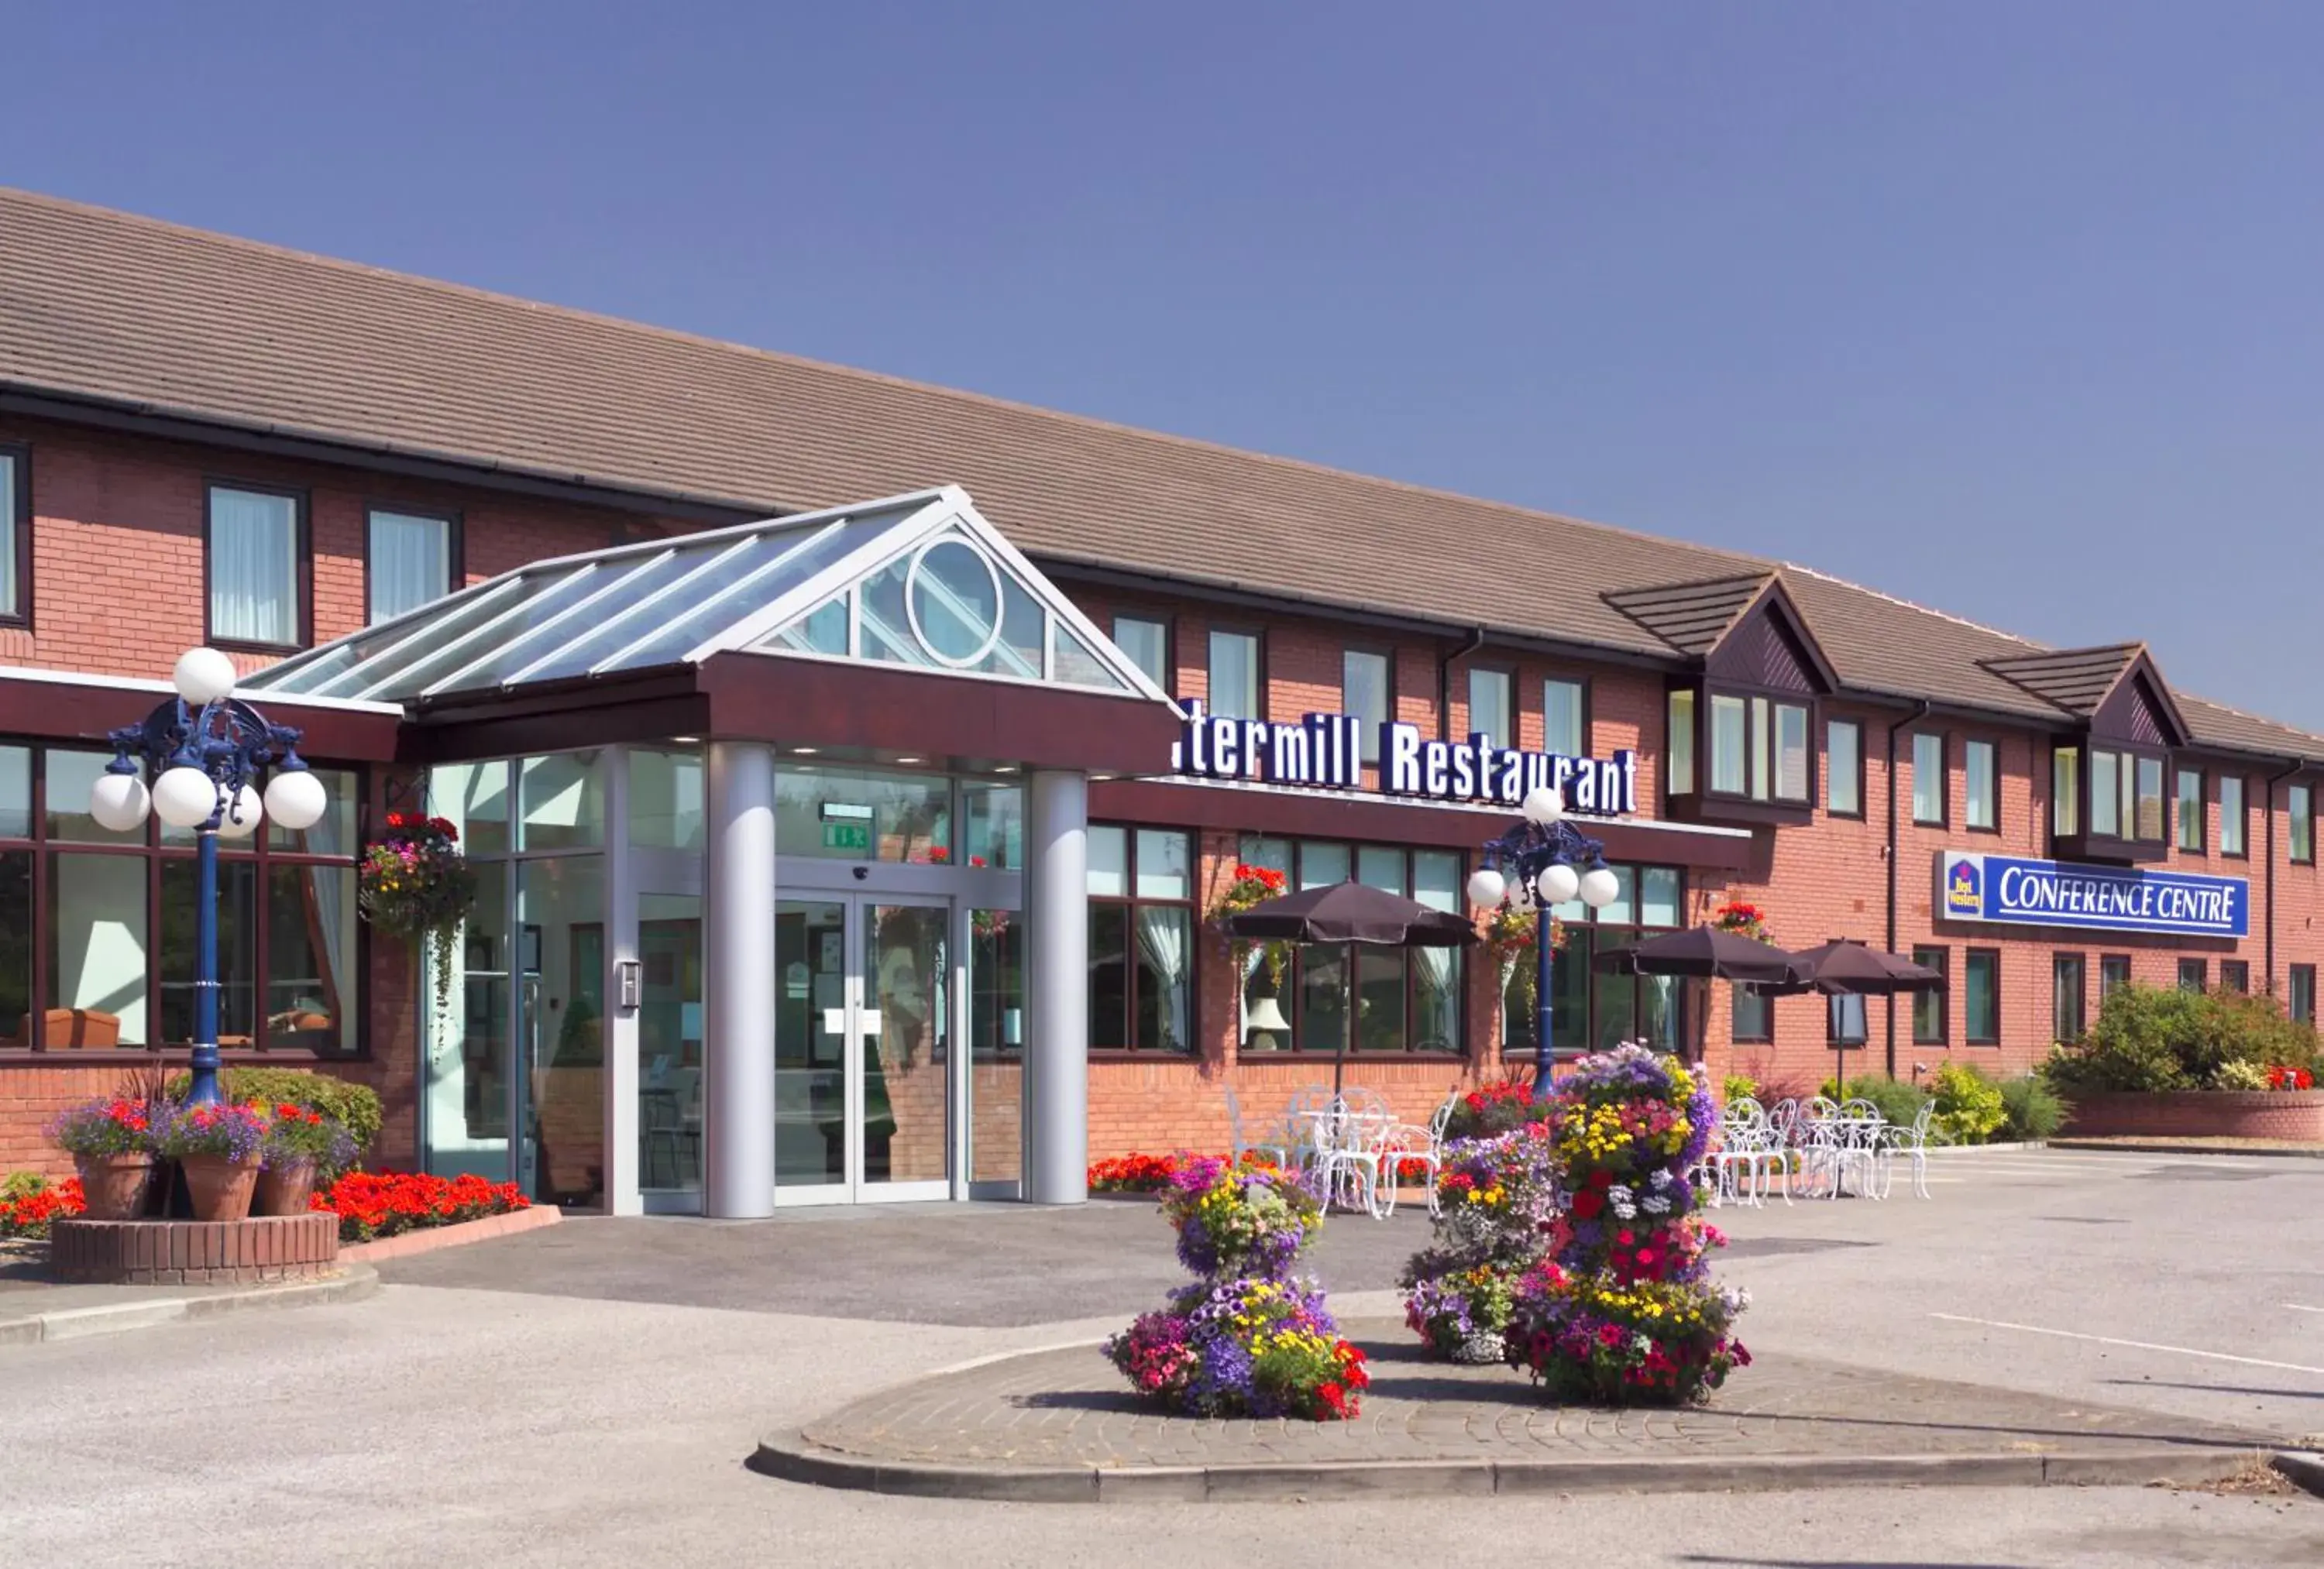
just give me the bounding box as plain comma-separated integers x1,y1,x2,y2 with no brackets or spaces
1877,1100,1937,1200
1707,1097,1772,1208
1383,1090,1460,1217
1315,1107,1400,1218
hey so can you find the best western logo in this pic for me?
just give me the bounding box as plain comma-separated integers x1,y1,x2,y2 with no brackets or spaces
1945,860,1982,915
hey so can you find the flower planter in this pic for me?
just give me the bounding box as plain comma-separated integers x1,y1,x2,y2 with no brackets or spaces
74,1154,154,1221
180,1154,261,1223
255,1159,318,1217
2062,1090,2324,1142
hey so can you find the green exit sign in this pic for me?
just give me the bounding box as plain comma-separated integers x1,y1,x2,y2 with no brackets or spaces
822,821,871,853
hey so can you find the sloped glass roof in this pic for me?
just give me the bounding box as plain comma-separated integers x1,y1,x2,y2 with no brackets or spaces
243,487,1175,710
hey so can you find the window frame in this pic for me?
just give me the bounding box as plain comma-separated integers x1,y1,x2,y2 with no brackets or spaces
1465,663,1516,747
363,502,464,627
1085,823,1198,1056
1697,684,1814,809
1825,988,1868,1047
0,740,366,1059
1110,612,1174,692
1204,626,1264,720
2291,963,2316,1026
2174,764,2204,853
1963,736,1999,833
1824,717,1864,819
2051,951,2086,1045
1911,946,1948,1045
2219,959,2250,994
2099,953,2132,999
1910,730,1948,827
1963,946,2001,1045
1341,644,1394,765
0,442,29,629
1540,674,1590,758
203,479,313,653
2220,774,2248,859
2080,742,2171,852
2051,743,2081,841
2291,782,2315,866
1666,688,1696,798
2177,957,2206,994
1730,982,1773,1045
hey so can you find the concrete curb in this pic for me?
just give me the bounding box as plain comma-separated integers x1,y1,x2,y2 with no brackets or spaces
2047,1139,2324,1160
2271,1451,2324,1499
1924,1142,2051,1155
0,1265,378,1348
748,1430,2268,1503
340,1204,562,1263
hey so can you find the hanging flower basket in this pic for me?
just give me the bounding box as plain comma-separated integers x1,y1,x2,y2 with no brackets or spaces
1710,899,1772,944
1484,898,1566,1011
359,812,479,1014
1206,862,1291,992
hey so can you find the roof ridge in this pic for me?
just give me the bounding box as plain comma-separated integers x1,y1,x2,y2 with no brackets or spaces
1779,562,2046,651
2175,688,2324,748
0,185,1772,568
1983,640,2144,668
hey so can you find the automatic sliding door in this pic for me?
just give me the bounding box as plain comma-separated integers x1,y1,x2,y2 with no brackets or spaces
775,898,850,1199
862,901,949,1194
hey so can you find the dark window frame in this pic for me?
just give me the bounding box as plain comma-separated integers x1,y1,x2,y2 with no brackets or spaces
2052,951,2086,1045
1964,946,2001,1045
0,442,30,630
1825,984,1867,1046
1911,730,1949,828
1963,736,2000,834
2219,959,2250,994
2082,741,2171,850
1699,683,1817,808
1110,611,1174,694
2177,957,2207,994
1463,661,1518,747
1340,643,1396,765
203,478,314,654
1824,716,1865,819
1731,982,1773,1045
2099,953,2133,999
2291,781,2315,866
2174,764,2205,854
1539,672,1592,758
363,502,465,627
2220,774,2249,859
1911,945,1948,1045
1203,625,1266,720
0,740,366,1060
1086,823,1198,1056
2290,963,2316,1026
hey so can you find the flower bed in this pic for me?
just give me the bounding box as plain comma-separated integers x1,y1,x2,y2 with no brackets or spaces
311,1170,530,1244
1105,1155,1369,1420
1399,1126,1560,1362
0,1175,84,1240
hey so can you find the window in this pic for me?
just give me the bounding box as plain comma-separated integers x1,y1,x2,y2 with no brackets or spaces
2221,776,2247,857
1912,733,1946,826
1667,690,1696,795
366,508,455,624
2052,747,2079,838
6,746,360,1055
1731,984,1772,1044
0,445,26,624
207,484,305,648
1343,649,1390,764
2052,953,2085,1044
1467,667,1511,746
2090,749,2120,836
2292,783,2314,864
2220,960,2249,994
1543,678,1585,757
1708,695,1746,795
1207,630,1260,718
1826,719,1862,816
1705,692,1807,802
1965,740,1997,831
2291,963,2316,1026
1964,949,1999,1044
2174,767,2203,853
1911,946,1948,1044
1774,702,1810,802
2100,954,2132,998
1112,615,1169,690
1240,838,1466,1055
1086,826,1194,1052
2177,958,2206,994
1503,861,1684,1056
1827,991,1866,1046
2136,756,2165,841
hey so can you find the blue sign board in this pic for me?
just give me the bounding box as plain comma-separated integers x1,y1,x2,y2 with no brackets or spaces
1936,852,2250,939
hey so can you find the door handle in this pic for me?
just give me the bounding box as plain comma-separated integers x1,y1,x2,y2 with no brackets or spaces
819,1008,884,1036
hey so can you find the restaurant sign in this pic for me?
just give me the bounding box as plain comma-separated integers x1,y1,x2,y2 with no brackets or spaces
1169,698,1638,815
1937,851,2249,939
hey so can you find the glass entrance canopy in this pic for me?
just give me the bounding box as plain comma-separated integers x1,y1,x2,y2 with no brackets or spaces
244,486,1174,710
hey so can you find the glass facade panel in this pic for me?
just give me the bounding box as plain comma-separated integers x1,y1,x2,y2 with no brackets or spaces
1208,630,1260,718
1913,733,1945,824
435,760,512,857
518,752,606,852
1299,841,1349,889
629,749,706,851
1827,720,1860,815
1668,689,1696,795
964,784,1024,870
1134,829,1191,900
1089,903,1129,1050
1092,826,1195,1053
1640,867,1682,929
266,767,357,853
1965,740,1996,829
1355,949,1405,1052
774,898,847,1186
1298,943,1349,1056
1592,963,1637,1051
768,596,848,656
969,908,1024,1182
610,515,895,675
0,745,28,838
1085,826,1128,897
865,903,949,1186
1345,650,1389,762
1468,668,1511,745
265,863,357,1052
425,858,511,1179
1544,679,1584,757
1112,616,1169,688
1413,852,1459,912
47,852,149,1044
46,750,142,844
1131,905,1193,1052
1595,865,1636,926
1053,619,1129,690
517,857,606,1208
0,850,26,1044
1965,949,1999,1043
638,893,703,1193
1709,695,1746,794
1356,844,1404,892
774,767,950,863
1414,943,1460,1051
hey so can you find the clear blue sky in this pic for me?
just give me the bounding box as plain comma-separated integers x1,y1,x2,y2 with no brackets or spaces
9,3,2322,727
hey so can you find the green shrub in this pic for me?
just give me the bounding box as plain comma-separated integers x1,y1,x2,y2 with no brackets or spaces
1929,1062,2007,1145
2044,983,2322,1094
2210,1058,2272,1091
163,1067,381,1166
1721,1073,1762,1105
1998,1076,2066,1141
1824,1073,1929,1129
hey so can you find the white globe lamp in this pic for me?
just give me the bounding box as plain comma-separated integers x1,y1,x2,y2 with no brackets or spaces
1578,865,1622,910
151,766,221,829
1521,786,1565,826
1466,867,1507,908
88,771,152,833
172,647,237,708
1535,861,1580,907
263,767,328,833
215,783,264,840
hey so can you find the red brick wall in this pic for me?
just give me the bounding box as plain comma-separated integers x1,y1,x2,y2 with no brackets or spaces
2063,1090,2324,1141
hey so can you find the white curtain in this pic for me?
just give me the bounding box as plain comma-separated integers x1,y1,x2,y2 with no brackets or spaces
1413,946,1459,1049
211,489,298,644
1134,907,1189,1051
369,511,449,623
0,454,17,617
298,779,350,1032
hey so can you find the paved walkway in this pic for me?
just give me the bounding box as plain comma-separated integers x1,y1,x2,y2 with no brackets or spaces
757,1316,2292,1501
1,1240,376,1344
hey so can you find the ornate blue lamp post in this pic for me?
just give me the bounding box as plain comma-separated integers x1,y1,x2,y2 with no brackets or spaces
86,648,329,1107
1466,787,1621,1099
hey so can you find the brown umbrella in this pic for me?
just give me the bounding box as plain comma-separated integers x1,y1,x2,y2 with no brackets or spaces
1759,941,1946,1087
1590,925,1802,987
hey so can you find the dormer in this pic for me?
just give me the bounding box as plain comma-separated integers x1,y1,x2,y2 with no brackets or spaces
1982,644,2192,864
1607,572,1841,828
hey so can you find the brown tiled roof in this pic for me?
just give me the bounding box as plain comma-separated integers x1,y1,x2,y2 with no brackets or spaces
1602,574,1772,655
1981,645,2146,716
2,187,2319,764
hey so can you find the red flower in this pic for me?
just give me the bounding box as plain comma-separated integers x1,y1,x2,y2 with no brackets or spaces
1588,1169,1614,1189
1572,1189,1605,1220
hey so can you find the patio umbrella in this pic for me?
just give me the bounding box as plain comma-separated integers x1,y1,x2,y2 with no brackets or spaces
1589,925,1802,987
1221,881,1476,1090
1759,940,1946,1089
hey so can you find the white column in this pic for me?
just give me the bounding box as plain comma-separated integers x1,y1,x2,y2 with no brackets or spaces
1023,769,1088,1204
603,748,642,1214
703,741,776,1218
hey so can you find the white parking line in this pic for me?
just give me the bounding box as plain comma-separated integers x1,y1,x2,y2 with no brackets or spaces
2285,1303,2324,1315
1929,1312,2324,1376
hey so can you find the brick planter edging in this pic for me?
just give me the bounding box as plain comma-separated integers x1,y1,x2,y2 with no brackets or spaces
338,1203,562,1264
2061,1090,2324,1142
50,1212,340,1286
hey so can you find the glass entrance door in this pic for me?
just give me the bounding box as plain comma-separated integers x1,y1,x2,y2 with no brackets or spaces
775,895,952,1203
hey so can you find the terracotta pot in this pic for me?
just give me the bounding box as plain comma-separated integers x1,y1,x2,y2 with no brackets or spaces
179,1153,260,1223
254,1159,318,1217
74,1153,154,1221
